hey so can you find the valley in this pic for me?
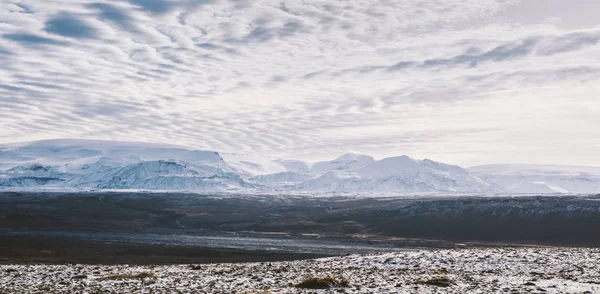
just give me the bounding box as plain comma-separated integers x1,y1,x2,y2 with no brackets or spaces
2,192,600,264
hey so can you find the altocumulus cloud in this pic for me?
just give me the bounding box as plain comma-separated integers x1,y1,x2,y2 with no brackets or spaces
3,33,68,46
0,0,599,166
86,3,133,29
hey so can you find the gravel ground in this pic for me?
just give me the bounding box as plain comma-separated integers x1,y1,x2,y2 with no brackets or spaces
1,247,599,293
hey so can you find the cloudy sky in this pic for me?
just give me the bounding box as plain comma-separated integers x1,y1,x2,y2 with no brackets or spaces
1,0,599,166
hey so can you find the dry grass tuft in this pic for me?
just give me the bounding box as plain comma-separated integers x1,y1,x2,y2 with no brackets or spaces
416,276,455,287
72,274,87,279
295,276,349,289
99,272,156,281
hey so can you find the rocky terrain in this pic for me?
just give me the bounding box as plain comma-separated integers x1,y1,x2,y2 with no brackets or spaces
1,247,599,293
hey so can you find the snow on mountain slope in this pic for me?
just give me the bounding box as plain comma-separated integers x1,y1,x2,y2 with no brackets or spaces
0,162,72,187
506,182,569,194
295,156,493,193
468,164,600,194
6,162,62,175
218,153,288,175
273,159,310,173
218,153,312,176
93,161,252,191
310,153,375,173
0,139,228,172
250,172,313,188
4,139,596,194
294,171,363,192
0,139,249,191
357,156,423,177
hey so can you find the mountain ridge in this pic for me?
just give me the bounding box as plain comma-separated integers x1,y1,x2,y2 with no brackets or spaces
1,139,599,194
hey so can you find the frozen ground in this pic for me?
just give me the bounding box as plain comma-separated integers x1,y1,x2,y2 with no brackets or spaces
1,247,599,293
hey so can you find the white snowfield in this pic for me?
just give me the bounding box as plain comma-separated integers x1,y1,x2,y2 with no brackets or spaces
0,139,599,194
1,247,599,293
468,164,600,194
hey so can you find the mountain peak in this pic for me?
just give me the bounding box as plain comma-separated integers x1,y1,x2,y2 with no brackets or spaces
4,139,597,194
334,153,374,162
377,155,416,164
311,153,375,173
359,155,421,175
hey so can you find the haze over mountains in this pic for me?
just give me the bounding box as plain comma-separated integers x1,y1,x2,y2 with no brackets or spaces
1,139,598,194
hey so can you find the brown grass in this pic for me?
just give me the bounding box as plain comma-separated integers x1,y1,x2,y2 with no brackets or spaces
415,277,455,287
99,272,157,281
72,274,87,279
295,276,349,289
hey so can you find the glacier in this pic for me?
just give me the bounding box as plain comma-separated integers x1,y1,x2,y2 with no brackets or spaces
0,139,598,194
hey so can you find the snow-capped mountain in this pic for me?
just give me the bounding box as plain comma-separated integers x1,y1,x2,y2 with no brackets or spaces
296,155,493,193
468,164,600,194
310,153,375,173
250,172,314,188
0,162,71,187
0,139,251,191
1,139,598,194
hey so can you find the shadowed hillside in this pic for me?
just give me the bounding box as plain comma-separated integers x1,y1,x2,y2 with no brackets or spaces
2,192,600,246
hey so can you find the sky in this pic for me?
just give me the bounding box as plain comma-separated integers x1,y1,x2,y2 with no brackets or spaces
1,0,599,167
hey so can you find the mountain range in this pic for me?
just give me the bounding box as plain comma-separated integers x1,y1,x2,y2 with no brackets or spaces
1,139,598,194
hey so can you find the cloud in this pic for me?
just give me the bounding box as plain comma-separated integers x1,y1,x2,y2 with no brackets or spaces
72,102,148,118
325,29,600,76
14,3,35,14
18,81,69,90
127,0,176,14
0,0,599,166
3,33,68,46
537,31,600,56
423,38,538,67
0,48,12,56
125,0,214,16
387,62,415,72
87,3,132,29
225,21,306,44
196,42,238,54
44,12,97,39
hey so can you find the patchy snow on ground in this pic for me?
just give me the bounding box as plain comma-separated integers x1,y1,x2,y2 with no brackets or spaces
2,247,600,293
